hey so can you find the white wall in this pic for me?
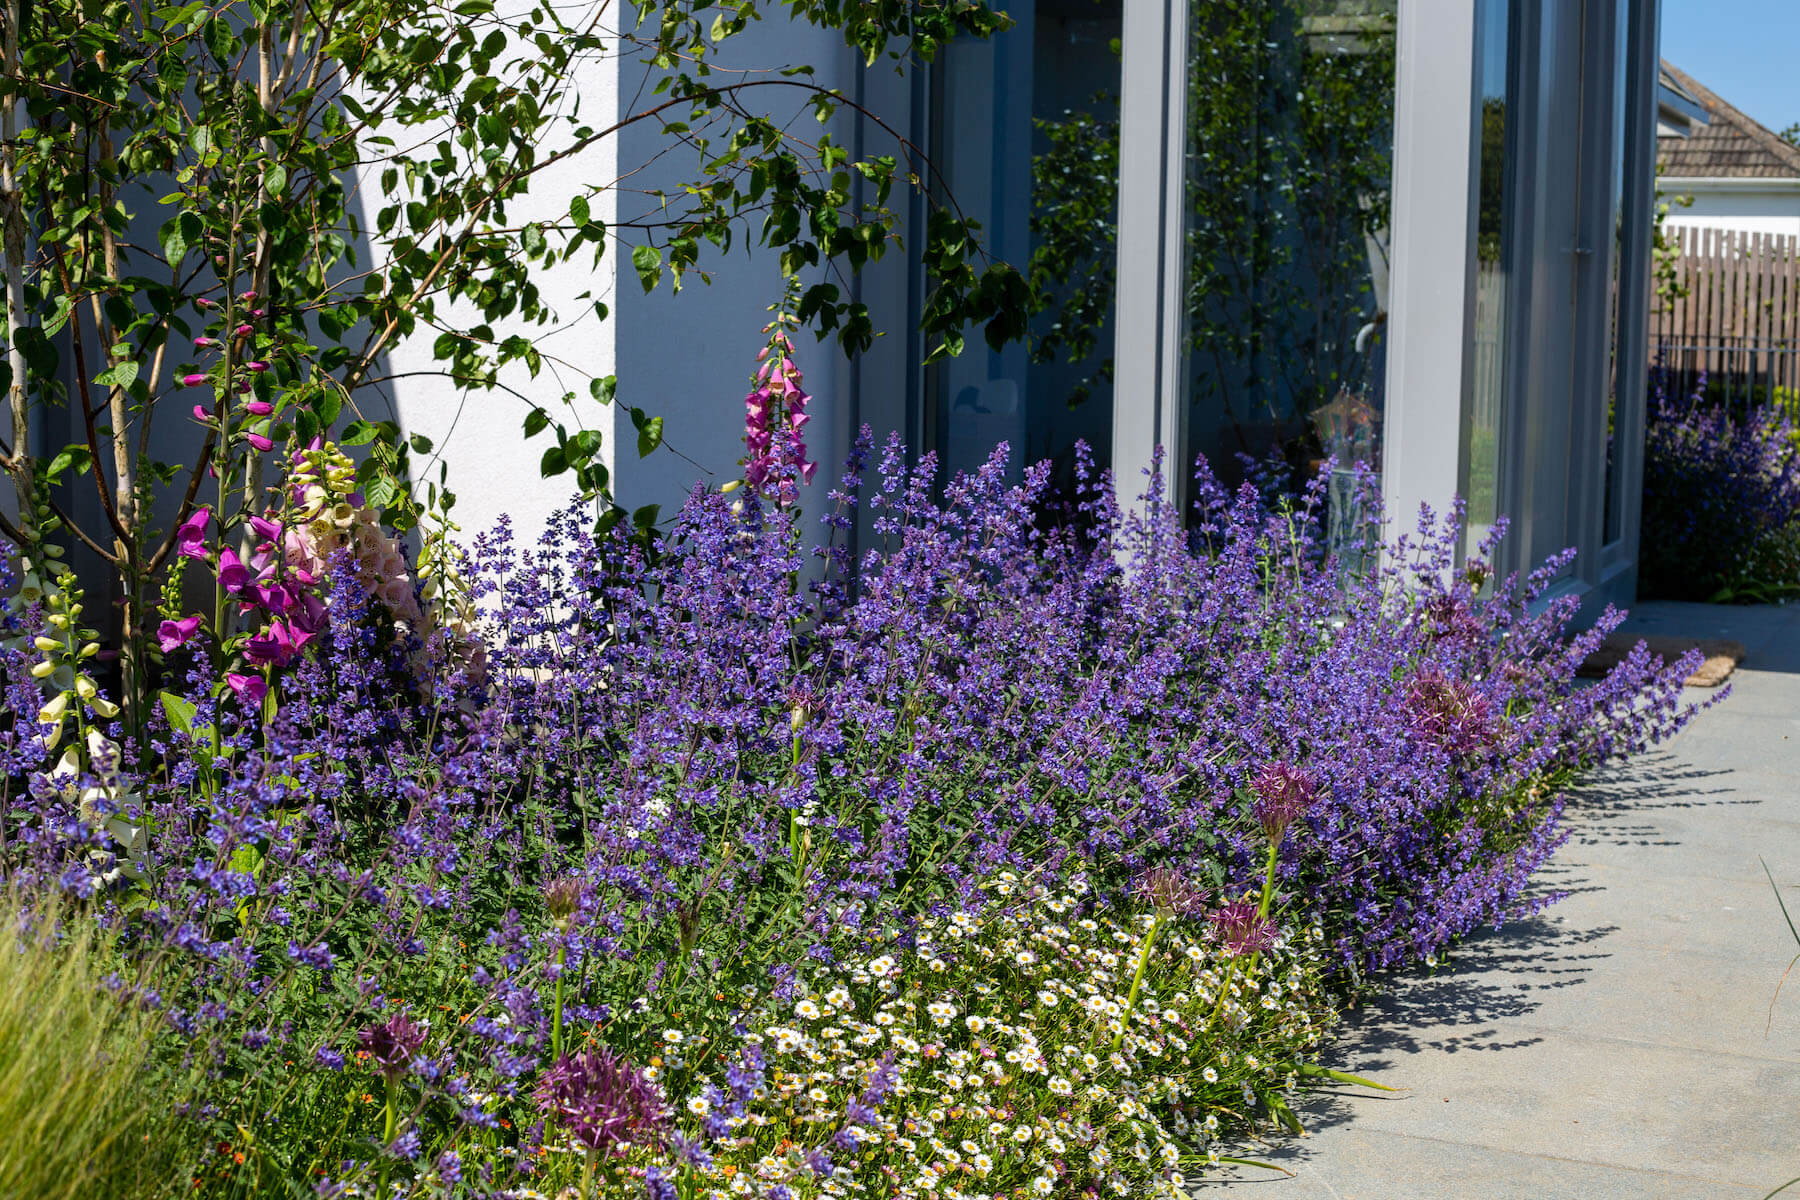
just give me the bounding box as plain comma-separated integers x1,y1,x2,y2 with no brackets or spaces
1661,182,1800,239
376,7,898,543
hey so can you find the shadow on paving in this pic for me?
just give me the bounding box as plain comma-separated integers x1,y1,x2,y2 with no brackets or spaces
1192,746,1756,1189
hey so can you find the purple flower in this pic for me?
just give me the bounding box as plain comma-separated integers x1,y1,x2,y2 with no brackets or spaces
358,1011,428,1082
1210,901,1277,956
1250,762,1319,845
224,672,266,707
216,547,250,594
157,614,203,653
243,432,274,453
532,1046,668,1157
180,372,208,387
175,507,212,561
1135,868,1209,917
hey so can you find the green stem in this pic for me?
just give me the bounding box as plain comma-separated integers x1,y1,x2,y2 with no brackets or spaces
552,945,567,1059
1111,912,1164,1054
375,1075,397,1199
581,1148,597,1200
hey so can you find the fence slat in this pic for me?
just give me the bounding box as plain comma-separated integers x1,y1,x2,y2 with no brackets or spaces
1654,225,1800,415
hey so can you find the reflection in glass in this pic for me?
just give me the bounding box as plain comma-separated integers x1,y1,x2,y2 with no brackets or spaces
930,1,1121,498
1602,1,1632,545
1180,0,1397,512
1465,0,1514,553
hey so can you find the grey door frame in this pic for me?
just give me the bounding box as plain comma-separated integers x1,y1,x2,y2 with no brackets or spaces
1111,0,1191,515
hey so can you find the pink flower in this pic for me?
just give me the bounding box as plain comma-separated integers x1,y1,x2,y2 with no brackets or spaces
192,405,211,422
217,547,250,594
242,400,273,416
195,297,216,309
156,614,203,653
181,373,209,387
244,433,274,453
225,673,267,707
246,361,269,373
194,336,218,349
233,324,253,338
243,621,310,667
247,514,283,541
175,507,212,561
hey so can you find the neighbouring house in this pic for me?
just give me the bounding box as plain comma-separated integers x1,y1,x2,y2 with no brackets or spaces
1658,61,1800,239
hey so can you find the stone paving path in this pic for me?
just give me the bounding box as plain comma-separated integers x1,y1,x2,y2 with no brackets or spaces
1201,601,1800,1199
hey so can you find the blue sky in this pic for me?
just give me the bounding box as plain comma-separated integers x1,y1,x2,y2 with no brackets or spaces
1662,0,1800,134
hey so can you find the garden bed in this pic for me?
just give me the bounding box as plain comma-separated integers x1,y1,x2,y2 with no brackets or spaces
0,437,1701,1199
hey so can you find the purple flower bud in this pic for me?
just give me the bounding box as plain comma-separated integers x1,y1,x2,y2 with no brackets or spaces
242,400,274,416
181,373,209,387
244,432,274,453
194,336,219,349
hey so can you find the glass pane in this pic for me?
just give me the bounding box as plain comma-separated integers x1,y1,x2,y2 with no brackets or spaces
1465,0,1517,553
1179,0,1397,520
930,1,1122,494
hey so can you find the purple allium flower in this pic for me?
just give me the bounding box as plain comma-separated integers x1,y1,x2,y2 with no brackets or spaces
1250,761,1319,845
1405,670,1494,754
358,1011,428,1082
532,1046,669,1157
1210,901,1277,956
1134,868,1209,917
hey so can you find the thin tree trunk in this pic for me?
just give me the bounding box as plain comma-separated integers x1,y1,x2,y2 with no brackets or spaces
0,0,31,531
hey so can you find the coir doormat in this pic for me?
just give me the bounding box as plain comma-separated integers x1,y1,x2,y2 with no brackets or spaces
1577,633,1745,688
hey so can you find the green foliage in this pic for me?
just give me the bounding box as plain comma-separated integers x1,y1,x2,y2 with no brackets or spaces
0,0,1030,719
0,890,181,1200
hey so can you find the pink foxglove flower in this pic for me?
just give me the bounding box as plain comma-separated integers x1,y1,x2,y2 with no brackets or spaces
175,507,212,561
244,432,274,453
224,672,266,706
156,614,203,653
181,373,208,387
217,547,251,594
242,400,274,416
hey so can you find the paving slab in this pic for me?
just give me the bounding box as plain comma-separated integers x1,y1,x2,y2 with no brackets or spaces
1203,604,1800,1197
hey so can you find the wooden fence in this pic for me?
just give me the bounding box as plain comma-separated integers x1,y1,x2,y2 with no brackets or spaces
1649,226,1800,409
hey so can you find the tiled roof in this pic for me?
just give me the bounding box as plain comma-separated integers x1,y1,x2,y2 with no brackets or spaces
1657,60,1800,179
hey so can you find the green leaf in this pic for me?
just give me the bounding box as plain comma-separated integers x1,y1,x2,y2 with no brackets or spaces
570,194,590,227
45,444,92,481
540,444,567,477
158,691,198,737
523,407,550,438
1295,1062,1403,1091
43,295,75,338
263,163,288,197
93,361,138,390
631,408,663,457
631,244,662,293
339,419,381,447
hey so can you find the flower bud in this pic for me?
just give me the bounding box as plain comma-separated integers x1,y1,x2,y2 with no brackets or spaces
181,373,209,387
75,675,98,700
37,691,71,725
30,660,54,678
33,636,59,652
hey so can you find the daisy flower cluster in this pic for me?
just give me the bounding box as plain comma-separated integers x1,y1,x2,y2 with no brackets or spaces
671,877,1333,1200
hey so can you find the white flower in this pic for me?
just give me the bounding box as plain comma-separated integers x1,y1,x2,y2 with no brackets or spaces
796,999,822,1020
687,1096,711,1116
868,956,897,977
662,1029,684,1045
